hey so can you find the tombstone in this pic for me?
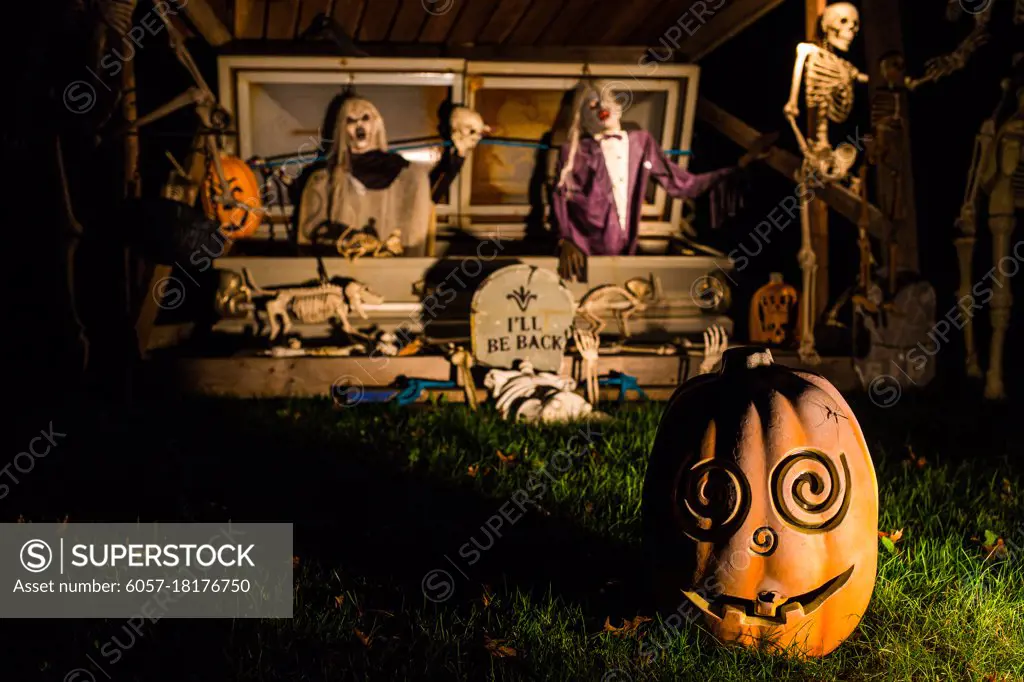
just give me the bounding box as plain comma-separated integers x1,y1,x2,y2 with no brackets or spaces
470,264,575,373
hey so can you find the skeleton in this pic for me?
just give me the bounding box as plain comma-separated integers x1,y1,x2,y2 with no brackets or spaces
336,219,404,260
483,361,598,424
241,266,383,343
784,2,869,365
575,274,662,338
449,107,491,158
679,324,729,375
955,63,1024,398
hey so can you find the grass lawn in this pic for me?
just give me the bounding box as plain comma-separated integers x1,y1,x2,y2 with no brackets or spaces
6,389,1024,681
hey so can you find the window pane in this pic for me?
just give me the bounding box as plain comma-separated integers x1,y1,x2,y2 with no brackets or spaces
247,82,450,159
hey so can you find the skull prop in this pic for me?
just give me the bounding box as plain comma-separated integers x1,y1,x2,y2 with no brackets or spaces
449,107,491,156
821,2,860,53
339,97,387,155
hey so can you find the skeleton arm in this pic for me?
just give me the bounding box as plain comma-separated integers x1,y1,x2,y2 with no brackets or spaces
784,43,817,154
907,13,990,91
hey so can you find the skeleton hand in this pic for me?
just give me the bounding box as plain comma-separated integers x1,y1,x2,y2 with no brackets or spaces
573,328,601,404
698,324,728,375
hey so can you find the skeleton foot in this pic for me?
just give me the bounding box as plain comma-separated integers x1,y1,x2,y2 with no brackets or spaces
983,374,1006,400
798,339,822,365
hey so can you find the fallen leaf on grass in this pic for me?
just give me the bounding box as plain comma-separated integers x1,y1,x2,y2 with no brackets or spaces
483,634,517,658
354,628,371,647
584,502,595,515
496,450,517,465
482,585,493,608
878,529,904,554
904,446,927,470
468,465,479,478
334,595,345,608
603,615,652,637
982,530,1009,561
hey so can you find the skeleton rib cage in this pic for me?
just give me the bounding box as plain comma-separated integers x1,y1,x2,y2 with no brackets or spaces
806,48,858,134
287,288,346,324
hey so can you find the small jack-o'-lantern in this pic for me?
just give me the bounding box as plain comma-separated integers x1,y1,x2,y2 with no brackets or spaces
201,155,263,239
642,347,877,657
750,273,798,345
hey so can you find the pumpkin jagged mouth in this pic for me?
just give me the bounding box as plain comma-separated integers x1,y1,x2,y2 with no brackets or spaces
682,564,854,626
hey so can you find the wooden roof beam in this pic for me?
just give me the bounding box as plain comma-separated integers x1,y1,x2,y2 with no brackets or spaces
181,0,233,46
681,0,786,61
697,98,891,240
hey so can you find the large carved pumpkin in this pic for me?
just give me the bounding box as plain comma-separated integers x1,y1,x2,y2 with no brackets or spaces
201,155,263,239
642,347,877,657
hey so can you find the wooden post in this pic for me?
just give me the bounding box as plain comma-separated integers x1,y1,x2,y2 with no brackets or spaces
805,0,830,319
861,0,919,275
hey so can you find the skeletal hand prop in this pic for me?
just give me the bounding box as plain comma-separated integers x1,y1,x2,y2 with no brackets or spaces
573,328,601,404
449,107,491,157
698,325,728,375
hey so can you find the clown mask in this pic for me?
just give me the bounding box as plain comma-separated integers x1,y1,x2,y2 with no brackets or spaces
579,84,623,138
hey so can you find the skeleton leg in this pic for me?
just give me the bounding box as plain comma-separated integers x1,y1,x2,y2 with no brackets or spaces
797,172,821,365
265,299,285,340
580,309,607,337
985,209,1015,400
954,232,982,377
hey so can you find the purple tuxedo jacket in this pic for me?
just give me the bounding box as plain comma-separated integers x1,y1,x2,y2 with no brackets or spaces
553,130,736,256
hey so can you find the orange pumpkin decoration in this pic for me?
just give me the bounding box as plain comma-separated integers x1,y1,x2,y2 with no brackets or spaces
642,347,877,657
201,155,264,239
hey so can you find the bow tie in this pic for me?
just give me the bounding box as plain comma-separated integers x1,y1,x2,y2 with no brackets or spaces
594,133,623,141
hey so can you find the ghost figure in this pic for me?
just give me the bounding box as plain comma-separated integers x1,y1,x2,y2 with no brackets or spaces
484,361,595,424
450,106,491,157
297,95,478,253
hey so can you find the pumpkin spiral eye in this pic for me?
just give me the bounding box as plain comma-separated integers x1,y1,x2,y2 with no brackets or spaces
677,459,751,542
771,450,851,532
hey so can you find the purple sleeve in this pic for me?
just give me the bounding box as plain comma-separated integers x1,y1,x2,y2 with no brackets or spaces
552,143,596,256
644,132,737,199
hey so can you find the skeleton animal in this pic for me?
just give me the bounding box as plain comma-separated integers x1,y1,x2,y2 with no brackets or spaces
575,275,661,338
784,2,869,364
241,268,383,342
336,220,403,260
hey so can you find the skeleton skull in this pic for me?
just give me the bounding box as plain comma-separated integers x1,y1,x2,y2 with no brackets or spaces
450,107,491,156
578,83,624,137
822,2,860,53
340,98,386,154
